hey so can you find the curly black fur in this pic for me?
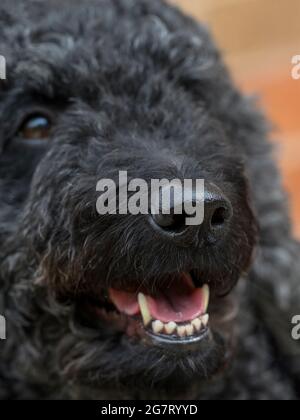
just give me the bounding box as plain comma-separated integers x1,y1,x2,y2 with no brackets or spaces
0,0,300,400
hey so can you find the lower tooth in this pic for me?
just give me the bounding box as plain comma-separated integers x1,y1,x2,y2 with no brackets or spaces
186,324,194,336
165,322,177,335
177,326,186,337
152,320,164,334
201,314,209,327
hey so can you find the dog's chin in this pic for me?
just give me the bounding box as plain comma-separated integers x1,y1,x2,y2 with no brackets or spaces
66,271,240,394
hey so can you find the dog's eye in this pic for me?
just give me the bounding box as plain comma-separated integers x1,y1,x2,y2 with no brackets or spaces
19,115,52,140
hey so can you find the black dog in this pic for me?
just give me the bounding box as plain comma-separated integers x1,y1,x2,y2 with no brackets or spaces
0,0,300,400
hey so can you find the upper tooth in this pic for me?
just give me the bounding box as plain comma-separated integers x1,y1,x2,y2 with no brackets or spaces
152,320,164,334
202,284,210,313
185,324,194,336
138,293,152,326
202,314,209,327
192,318,202,331
165,322,177,335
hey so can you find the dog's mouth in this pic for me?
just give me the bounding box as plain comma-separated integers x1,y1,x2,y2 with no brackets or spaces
84,272,216,348
110,273,209,343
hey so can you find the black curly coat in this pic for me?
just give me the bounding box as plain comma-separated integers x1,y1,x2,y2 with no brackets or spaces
0,0,300,400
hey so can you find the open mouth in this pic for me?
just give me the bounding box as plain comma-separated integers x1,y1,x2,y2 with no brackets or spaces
88,273,211,346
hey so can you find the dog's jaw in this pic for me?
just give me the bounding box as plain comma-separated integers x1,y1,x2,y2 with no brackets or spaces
108,273,210,344
76,269,243,366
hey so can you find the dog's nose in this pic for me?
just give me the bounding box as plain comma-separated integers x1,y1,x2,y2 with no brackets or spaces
150,183,232,245
202,184,233,243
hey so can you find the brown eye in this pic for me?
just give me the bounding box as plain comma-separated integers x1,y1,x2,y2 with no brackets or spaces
20,115,51,140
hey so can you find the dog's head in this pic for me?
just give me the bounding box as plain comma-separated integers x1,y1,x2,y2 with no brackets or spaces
0,0,260,398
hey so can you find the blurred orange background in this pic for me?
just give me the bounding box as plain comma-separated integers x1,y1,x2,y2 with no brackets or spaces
169,0,300,238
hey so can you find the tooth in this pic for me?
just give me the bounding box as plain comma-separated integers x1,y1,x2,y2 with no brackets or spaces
186,324,194,336
152,320,164,334
165,322,177,335
192,318,202,331
138,293,152,326
201,314,209,327
177,326,186,337
202,284,210,313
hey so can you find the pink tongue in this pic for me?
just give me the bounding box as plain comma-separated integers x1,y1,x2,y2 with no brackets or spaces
146,287,204,322
109,274,205,323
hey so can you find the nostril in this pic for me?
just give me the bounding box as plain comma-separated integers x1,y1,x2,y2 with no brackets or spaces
211,207,228,227
152,212,186,232
168,214,186,231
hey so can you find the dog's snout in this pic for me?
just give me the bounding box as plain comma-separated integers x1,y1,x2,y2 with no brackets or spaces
150,183,232,246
